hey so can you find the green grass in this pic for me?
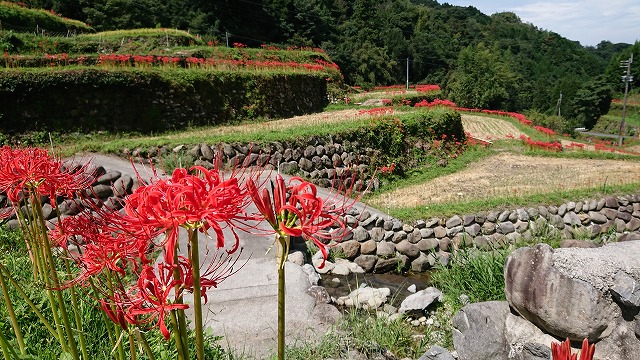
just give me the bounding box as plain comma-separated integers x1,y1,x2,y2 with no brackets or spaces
430,247,510,313
0,227,228,359
282,309,432,359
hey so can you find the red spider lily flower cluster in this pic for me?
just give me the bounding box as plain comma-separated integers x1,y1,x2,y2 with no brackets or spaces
247,174,355,268
415,84,441,93
534,125,556,136
356,107,395,117
520,135,563,152
0,146,94,204
49,161,253,340
551,338,595,360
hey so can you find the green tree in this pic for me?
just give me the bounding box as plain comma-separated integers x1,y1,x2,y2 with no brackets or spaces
446,43,520,110
569,76,613,129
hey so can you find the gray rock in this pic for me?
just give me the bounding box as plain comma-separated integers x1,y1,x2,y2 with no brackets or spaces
417,238,439,252
279,161,299,174
498,210,511,222
418,345,455,360
331,263,350,276
563,212,581,226
301,264,320,285
446,215,462,228
374,257,399,273
287,251,306,266
453,301,510,360
407,229,422,244
420,228,434,238
589,211,608,224
497,222,515,234
437,251,452,267
411,253,435,272
505,243,623,341
601,208,618,220
558,204,567,216
610,271,640,308
335,287,391,310
306,285,331,304
447,225,464,237
95,170,122,185
626,217,640,231
370,227,386,242
516,208,529,222
338,240,360,260
112,174,133,196
360,240,377,255
464,223,481,237
352,226,370,242
504,313,554,360
200,144,214,161
392,231,407,243
396,240,420,259
482,222,496,235
354,255,377,273
399,287,443,313
376,241,396,258
434,226,447,238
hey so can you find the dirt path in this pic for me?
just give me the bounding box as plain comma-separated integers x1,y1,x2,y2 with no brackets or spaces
368,153,640,208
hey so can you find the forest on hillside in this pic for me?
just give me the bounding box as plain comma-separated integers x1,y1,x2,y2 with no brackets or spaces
7,0,640,130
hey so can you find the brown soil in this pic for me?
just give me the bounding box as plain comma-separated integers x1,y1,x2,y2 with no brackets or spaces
368,153,640,208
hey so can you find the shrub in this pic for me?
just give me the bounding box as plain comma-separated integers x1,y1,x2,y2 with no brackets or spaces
0,67,329,133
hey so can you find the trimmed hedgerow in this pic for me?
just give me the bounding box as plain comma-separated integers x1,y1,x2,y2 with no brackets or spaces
0,67,329,133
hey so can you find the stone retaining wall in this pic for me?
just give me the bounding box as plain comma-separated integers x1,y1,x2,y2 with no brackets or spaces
128,137,380,191
314,195,640,275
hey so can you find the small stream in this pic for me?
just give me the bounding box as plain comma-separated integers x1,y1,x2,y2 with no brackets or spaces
319,271,433,308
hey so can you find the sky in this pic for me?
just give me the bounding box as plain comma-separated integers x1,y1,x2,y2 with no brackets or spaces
442,0,640,47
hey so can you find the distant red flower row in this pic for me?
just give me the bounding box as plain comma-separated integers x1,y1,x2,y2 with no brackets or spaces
520,135,563,152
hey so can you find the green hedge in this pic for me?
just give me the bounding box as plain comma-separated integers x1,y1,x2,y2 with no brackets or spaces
390,91,442,106
0,2,93,33
0,67,329,133
339,108,465,171
1,28,198,54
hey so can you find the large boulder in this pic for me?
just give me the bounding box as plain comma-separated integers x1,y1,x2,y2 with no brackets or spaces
452,301,510,360
504,242,640,342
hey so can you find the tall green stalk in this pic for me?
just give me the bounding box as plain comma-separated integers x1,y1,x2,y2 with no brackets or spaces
172,251,189,360
188,229,205,360
276,233,289,360
0,328,19,360
0,269,25,355
0,263,59,340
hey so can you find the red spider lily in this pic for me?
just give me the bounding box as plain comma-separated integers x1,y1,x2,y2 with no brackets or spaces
128,263,189,340
551,338,595,360
124,164,253,266
247,174,355,268
0,146,94,204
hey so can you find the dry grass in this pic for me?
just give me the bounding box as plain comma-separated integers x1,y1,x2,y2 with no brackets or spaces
124,109,365,142
367,153,640,208
461,114,525,140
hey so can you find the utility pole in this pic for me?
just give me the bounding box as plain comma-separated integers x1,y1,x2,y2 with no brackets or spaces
618,54,633,146
406,58,409,91
225,32,229,47
556,92,562,117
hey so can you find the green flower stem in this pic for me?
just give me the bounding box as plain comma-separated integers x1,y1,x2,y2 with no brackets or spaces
137,329,156,360
0,263,59,341
276,233,289,360
188,229,205,360
169,311,186,360
0,268,25,354
63,257,88,360
104,272,126,360
0,328,19,360
128,330,137,360
172,250,190,360
38,211,80,360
